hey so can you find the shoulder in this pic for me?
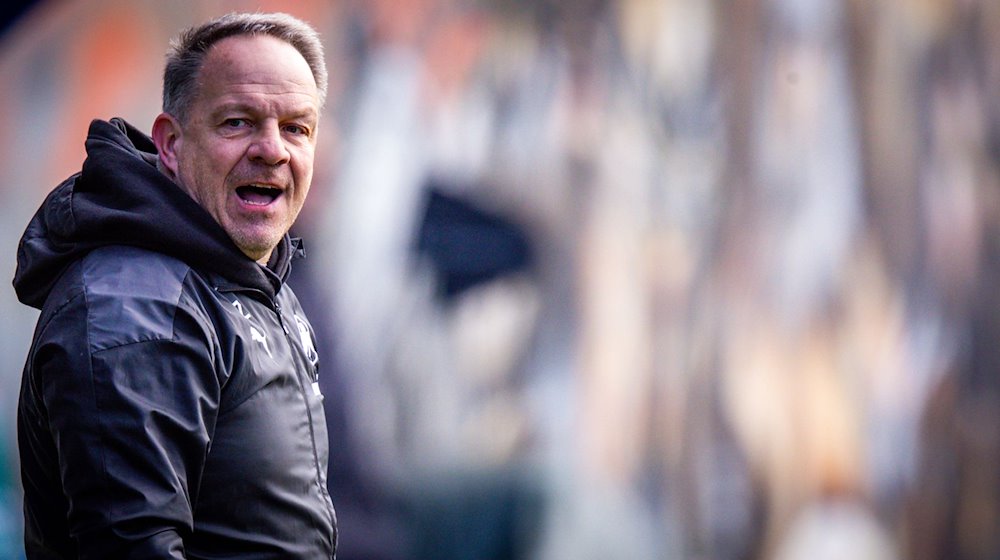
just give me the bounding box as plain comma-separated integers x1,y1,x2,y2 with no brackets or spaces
77,246,216,350
81,246,194,300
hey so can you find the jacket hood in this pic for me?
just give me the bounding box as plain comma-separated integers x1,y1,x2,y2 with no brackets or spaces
14,118,297,309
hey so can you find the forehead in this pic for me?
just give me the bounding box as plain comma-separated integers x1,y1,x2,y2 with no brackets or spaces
195,34,319,107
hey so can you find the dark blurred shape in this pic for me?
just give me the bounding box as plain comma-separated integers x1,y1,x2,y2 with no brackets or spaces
0,0,37,37
415,182,534,300
908,220,1000,560
402,469,543,560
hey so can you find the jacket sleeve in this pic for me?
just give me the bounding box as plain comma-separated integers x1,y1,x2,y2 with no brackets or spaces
35,291,223,559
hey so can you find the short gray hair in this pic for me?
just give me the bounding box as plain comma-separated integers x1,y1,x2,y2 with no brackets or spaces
162,12,328,123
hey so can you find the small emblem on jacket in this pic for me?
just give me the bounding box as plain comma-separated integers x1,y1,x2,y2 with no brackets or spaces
249,326,272,358
230,299,272,358
294,313,319,368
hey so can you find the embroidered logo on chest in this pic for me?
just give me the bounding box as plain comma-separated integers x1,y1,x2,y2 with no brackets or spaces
230,298,272,358
293,313,319,367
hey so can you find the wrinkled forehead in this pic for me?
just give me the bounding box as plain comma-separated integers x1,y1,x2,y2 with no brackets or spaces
198,35,319,100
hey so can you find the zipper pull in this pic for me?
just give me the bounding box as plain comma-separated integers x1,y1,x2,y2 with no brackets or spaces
274,301,290,334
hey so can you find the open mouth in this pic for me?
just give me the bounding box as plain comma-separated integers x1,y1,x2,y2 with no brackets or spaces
236,184,282,206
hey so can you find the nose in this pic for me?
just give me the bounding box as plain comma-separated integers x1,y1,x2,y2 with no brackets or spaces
247,122,290,166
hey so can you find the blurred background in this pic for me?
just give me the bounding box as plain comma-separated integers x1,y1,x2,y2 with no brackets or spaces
2,0,1000,558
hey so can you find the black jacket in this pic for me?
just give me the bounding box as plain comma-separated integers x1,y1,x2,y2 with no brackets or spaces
13,118,337,559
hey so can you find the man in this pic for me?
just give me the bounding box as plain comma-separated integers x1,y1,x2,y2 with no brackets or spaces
13,12,336,559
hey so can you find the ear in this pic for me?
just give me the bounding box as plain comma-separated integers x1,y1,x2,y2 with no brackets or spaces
151,112,182,179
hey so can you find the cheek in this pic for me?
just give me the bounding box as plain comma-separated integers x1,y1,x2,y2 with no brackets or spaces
296,183,311,205
292,154,315,191
179,142,217,180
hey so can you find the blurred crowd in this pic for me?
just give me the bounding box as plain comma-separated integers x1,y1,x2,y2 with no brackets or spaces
2,0,1000,559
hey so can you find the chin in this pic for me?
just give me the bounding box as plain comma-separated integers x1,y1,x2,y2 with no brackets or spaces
234,240,277,262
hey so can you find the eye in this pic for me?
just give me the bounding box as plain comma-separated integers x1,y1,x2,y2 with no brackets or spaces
224,118,252,129
283,123,310,136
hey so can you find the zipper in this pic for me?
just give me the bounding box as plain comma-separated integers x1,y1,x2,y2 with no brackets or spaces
271,295,337,547
218,285,336,550
273,300,290,335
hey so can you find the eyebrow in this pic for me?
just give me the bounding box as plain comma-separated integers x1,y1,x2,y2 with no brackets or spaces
211,102,318,121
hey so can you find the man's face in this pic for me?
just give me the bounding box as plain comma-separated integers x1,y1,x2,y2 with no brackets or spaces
167,34,320,263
